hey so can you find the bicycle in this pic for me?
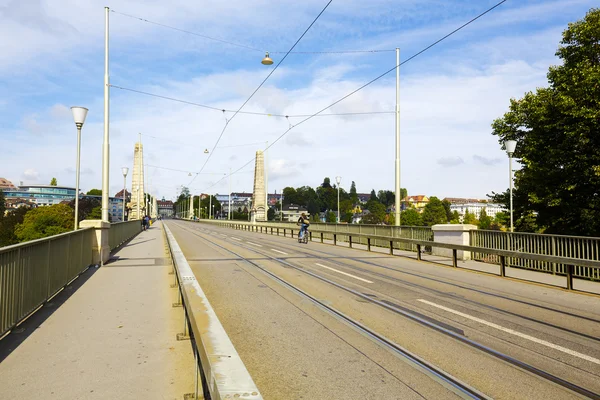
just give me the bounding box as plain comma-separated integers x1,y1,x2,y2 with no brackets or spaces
298,224,309,244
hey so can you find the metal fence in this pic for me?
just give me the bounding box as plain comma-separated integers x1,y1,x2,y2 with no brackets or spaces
471,230,600,280
0,228,94,338
109,220,142,250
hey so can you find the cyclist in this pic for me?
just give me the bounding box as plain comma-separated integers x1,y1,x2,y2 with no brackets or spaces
297,212,310,241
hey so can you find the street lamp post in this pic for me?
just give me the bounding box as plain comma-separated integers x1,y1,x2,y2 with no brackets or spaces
335,176,341,223
394,47,401,226
122,167,129,221
505,140,517,233
102,7,111,223
70,106,88,231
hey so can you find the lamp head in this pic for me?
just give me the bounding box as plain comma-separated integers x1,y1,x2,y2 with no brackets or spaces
71,106,88,129
335,176,341,185
261,52,274,65
122,167,129,177
204,148,209,154
505,140,517,156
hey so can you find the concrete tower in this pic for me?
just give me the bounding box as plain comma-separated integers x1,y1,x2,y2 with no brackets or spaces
129,142,145,220
251,151,266,222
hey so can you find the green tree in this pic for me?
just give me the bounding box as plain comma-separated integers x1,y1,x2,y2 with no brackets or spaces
0,190,5,218
442,200,452,222
88,206,102,220
365,200,386,224
491,9,600,236
463,209,479,226
478,208,493,230
267,207,275,221
400,209,423,226
450,210,460,224
68,197,101,221
421,196,447,226
325,211,336,223
282,187,299,206
321,177,332,189
350,181,358,204
50,177,57,186
0,207,28,246
15,204,74,242
86,189,102,196
369,189,377,202
377,190,396,207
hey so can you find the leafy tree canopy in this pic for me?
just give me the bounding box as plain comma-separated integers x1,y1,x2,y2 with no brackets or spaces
0,190,5,219
86,189,102,196
478,208,493,230
50,177,57,186
15,204,73,242
0,207,28,246
490,9,600,236
400,208,423,226
422,196,448,226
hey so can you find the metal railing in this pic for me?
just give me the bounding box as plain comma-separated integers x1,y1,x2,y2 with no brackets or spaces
109,220,142,250
471,230,600,280
0,228,94,338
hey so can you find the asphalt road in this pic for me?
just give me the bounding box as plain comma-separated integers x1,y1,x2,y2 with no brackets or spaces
166,220,600,400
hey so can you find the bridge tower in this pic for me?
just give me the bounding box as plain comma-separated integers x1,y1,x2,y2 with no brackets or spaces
129,141,145,220
251,150,266,222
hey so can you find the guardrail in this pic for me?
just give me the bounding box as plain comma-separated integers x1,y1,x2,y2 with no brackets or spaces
201,220,600,293
162,224,262,400
0,228,94,338
471,230,600,281
109,220,142,250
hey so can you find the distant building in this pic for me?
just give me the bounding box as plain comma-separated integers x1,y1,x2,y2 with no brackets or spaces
403,195,429,213
443,197,483,204
4,198,37,213
450,202,505,219
356,193,371,204
281,204,308,222
0,178,16,190
157,199,174,218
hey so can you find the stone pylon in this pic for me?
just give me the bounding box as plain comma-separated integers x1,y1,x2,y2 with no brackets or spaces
251,151,266,222
129,142,145,220
152,196,158,219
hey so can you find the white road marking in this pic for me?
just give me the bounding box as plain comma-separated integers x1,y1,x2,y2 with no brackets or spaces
230,237,242,241
247,241,263,247
271,249,288,255
315,263,373,284
417,299,600,365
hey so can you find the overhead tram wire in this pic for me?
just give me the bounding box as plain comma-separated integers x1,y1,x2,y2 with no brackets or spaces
190,0,334,186
109,84,394,118
198,0,509,193
110,8,394,54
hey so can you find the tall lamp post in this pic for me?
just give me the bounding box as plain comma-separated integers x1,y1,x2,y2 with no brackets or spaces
335,176,341,223
121,167,128,221
394,47,401,226
505,140,517,233
70,106,88,230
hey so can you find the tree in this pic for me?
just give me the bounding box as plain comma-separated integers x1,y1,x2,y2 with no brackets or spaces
0,190,5,219
88,206,102,220
282,187,299,206
490,9,600,236
463,209,479,226
321,177,332,189
50,178,57,186
350,181,358,204
0,207,28,246
478,208,493,230
326,211,336,223
365,200,386,224
369,190,377,202
450,210,461,224
400,209,423,226
15,204,73,242
421,197,448,226
377,190,395,207
442,200,452,222
267,207,275,221
86,189,102,196
68,197,101,221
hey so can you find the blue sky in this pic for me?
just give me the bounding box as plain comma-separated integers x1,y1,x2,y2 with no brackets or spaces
1,0,597,200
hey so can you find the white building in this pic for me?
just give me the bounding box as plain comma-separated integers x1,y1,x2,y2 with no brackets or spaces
449,202,505,219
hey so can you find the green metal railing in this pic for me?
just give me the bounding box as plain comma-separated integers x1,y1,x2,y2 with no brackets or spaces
471,230,600,280
0,228,94,337
109,220,142,250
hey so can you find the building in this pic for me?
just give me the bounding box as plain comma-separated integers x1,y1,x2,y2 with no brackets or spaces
157,199,174,218
0,178,16,190
402,195,429,212
450,202,505,220
356,193,372,204
281,204,308,222
2,184,124,221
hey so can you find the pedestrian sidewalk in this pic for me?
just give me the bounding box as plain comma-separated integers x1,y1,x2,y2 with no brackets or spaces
0,222,194,400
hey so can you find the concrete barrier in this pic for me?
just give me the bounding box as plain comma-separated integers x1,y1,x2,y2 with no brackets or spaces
163,224,262,400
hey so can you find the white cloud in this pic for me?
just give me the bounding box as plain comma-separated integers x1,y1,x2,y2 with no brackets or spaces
437,157,464,167
22,168,40,181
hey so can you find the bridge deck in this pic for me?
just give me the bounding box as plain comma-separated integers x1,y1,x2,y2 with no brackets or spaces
166,220,600,400
0,222,194,400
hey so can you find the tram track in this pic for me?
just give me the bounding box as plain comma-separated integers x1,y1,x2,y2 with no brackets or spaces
172,221,600,400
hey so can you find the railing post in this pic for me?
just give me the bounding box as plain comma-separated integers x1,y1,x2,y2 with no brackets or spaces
367,238,371,252
390,241,393,255
334,234,337,246
452,249,458,267
567,264,573,290
500,255,506,277
277,228,279,236
417,244,422,260
284,228,286,237
321,232,324,243
349,236,352,248
309,232,312,242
